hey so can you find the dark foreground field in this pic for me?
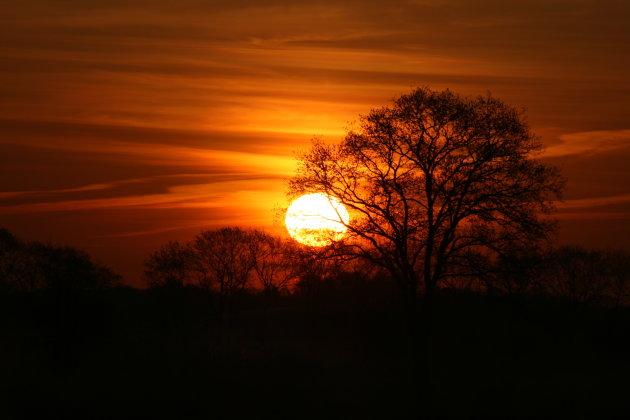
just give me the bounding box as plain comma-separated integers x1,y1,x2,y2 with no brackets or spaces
1,284,629,418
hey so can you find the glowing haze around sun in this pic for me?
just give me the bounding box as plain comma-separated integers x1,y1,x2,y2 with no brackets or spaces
285,193,350,247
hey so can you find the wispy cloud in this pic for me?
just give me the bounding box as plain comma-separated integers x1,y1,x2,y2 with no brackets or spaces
555,193,630,221
1,134,296,176
544,129,630,157
558,193,630,210
0,179,286,218
0,182,115,199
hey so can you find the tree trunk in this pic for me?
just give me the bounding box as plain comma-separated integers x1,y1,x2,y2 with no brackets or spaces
395,268,420,333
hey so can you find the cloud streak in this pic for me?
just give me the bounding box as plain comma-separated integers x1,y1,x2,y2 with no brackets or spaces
544,129,630,157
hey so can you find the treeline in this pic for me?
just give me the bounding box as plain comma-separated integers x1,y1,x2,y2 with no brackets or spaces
1,226,629,308
143,227,376,299
0,228,121,292
144,226,630,308
478,247,630,307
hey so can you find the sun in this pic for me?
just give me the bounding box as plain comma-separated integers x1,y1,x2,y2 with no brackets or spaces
285,193,350,247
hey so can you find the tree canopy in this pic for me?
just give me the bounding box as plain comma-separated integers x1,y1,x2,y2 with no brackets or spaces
289,87,564,304
0,228,121,291
144,227,302,295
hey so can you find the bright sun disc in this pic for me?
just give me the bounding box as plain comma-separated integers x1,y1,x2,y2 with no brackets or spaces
285,193,350,247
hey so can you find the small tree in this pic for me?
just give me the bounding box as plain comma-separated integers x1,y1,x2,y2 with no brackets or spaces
144,240,191,288
28,243,121,290
542,246,630,306
289,87,564,310
1,228,120,291
248,230,300,295
191,227,257,296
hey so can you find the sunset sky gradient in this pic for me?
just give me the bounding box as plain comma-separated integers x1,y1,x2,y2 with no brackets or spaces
1,0,629,286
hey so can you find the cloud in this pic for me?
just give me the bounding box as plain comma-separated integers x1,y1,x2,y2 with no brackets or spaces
3,0,628,135
544,129,630,157
559,193,630,210
0,178,286,216
0,129,296,175
555,193,630,221
0,183,115,199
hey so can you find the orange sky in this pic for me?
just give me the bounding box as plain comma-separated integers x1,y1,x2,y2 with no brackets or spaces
1,0,629,286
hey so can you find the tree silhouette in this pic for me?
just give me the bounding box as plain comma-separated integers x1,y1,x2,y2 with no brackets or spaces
473,248,547,297
143,228,303,295
289,87,564,309
248,230,300,295
144,240,192,288
606,249,630,308
542,246,630,306
0,228,42,291
191,227,257,296
0,228,121,291
28,242,121,290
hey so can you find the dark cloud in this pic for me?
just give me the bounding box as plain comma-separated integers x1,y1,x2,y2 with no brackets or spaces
0,118,308,153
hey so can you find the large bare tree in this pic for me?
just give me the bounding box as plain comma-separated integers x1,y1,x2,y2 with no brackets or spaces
289,87,564,308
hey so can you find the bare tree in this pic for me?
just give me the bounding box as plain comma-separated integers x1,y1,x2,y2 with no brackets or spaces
606,249,630,308
248,230,300,295
143,228,305,295
1,228,121,291
144,240,191,288
542,246,630,306
289,87,564,309
472,248,547,297
28,242,121,290
191,227,257,296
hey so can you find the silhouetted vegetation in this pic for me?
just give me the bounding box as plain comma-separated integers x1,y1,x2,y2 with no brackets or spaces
144,227,303,295
1,226,630,417
478,246,630,307
143,228,630,308
0,228,121,292
289,87,564,312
